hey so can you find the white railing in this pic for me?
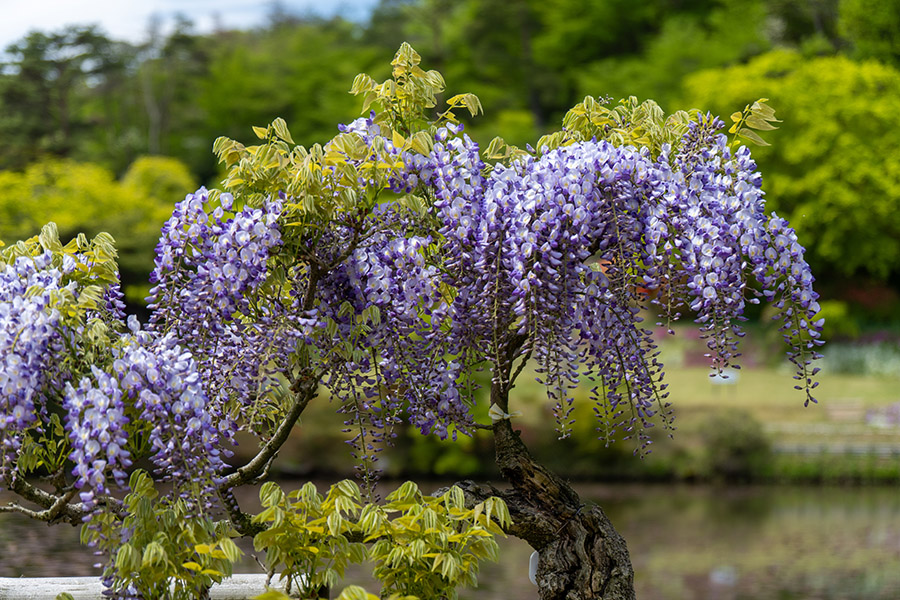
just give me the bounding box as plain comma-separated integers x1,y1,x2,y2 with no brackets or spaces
0,574,291,600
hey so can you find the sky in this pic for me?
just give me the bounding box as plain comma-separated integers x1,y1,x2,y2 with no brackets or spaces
0,0,379,51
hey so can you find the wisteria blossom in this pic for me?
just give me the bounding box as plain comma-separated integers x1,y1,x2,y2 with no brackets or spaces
328,118,824,446
63,367,131,511
0,252,68,477
146,187,315,429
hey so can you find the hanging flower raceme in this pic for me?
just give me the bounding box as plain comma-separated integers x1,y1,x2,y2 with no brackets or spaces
378,121,823,445
146,187,318,432
147,187,284,335
116,321,229,495
60,320,230,514
63,367,131,512
0,252,70,479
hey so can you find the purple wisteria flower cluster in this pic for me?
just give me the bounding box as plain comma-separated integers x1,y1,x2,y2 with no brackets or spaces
0,252,68,477
61,320,229,514
364,120,824,445
1,238,233,521
114,323,228,500
146,187,316,432
148,187,284,334
63,367,131,511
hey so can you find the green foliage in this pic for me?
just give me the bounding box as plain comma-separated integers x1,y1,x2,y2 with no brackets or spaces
700,410,772,481
121,156,198,206
253,480,367,599
484,95,701,163
83,470,241,600
0,26,126,170
560,95,698,157
0,160,136,243
351,42,481,135
197,19,378,175
839,0,900,65
816,299,860,340
361,482,510,600
682,50,900,280
0,156,193,305
574,0,771,111
333,586,383,600
251,480,509,600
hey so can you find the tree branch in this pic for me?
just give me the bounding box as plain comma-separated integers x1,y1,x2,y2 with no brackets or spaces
218,375,318,490
3,476,124,526
217,486,264,537
0,488,78,523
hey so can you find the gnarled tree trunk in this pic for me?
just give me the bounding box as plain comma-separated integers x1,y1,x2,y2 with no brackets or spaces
458,375,635,600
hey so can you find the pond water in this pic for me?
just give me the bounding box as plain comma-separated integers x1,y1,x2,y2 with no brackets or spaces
2,483,899,600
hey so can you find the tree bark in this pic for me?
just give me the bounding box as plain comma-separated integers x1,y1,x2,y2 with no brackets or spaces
469,363,635,599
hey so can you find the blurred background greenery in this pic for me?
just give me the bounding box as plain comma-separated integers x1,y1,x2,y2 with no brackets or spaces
2,0,900,481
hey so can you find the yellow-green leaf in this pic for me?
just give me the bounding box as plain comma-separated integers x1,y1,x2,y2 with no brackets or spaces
737,129,770,146
745,115,778,131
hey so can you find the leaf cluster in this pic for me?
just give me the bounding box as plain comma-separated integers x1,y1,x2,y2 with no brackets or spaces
362,481,510,600
484,95,700,163
250,480,509,600
728,97,780,148
83,470,242,600
253,480,367,599
350,42,481,137
559,95,699,157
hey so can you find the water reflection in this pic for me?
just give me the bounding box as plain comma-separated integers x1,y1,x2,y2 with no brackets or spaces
2,483,899,600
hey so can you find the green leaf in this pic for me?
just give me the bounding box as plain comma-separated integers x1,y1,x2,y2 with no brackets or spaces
335,585,380,600
744,115,778,130
115,543,140,573
409,131,434,156
194,543,211,555
219,538,243,563
38,223,62,252
272,118,295,144
141,541,167,568
750,100,778,120
737,129,770,146
253,590,294,600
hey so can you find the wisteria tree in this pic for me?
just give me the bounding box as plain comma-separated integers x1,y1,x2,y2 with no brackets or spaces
0,44,822,600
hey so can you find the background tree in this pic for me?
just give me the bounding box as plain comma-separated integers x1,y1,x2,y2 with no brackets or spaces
838,0,900,65
0,26,124,170
0,156,196,308
681,50,900,290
